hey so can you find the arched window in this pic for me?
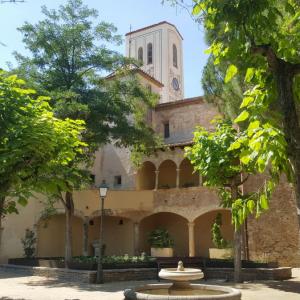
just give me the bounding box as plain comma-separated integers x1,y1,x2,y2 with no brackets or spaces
147,43,153,65
173,44,178,68
138,47,143,63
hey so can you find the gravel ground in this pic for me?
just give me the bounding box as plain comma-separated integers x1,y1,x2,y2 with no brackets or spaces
0,268,299,300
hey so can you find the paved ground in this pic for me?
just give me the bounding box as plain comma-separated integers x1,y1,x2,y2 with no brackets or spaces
0,269,299,300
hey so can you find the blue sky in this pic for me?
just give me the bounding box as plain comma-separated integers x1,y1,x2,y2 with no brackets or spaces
0,0,208,97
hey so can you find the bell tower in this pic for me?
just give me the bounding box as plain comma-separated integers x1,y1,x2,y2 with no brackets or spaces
125,21,184,103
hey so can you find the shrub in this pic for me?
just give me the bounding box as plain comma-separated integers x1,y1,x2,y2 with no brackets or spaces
148,228,174,248
21,229,37,258
211,213,228,249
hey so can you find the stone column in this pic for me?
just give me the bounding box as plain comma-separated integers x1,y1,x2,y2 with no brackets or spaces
188,222,195,257
133,222,140,255
154,170,159,190
176,168,181,188
83,217,89,256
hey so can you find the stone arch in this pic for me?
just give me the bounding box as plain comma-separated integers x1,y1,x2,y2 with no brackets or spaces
139,212,189,256
193,209,234,257
158,159,177,189
88,215,134,256
179,158,199,188
136,161,156,190
36,213,84,257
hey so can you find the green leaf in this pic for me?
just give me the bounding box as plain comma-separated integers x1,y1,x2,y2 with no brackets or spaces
234,110,249,123
245,68,255,83
247,200,255,213
240,155,251,165
240,96,254,108
225,64,238,83
192,4,201,15
249,121,260,131
260,194,269,210
228,141,241,151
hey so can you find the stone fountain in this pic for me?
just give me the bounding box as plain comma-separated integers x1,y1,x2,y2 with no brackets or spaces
124,261,241,300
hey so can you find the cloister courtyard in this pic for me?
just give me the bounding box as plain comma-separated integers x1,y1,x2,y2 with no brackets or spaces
0,268,300,300
1,0,300,300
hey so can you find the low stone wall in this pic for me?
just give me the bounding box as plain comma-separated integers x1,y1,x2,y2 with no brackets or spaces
0,264,292,283
205,267,292,281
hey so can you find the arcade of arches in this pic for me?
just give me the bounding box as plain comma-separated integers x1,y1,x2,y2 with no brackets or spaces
36,210,233,258
137,158,201,190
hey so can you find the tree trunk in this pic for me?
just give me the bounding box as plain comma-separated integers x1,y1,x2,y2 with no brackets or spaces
0,196,4,250
275,61,300,219
231,181,242,282
233,227,242,282
65,191,74,268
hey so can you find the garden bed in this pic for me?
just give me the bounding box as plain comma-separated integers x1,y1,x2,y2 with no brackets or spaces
8,255,157,270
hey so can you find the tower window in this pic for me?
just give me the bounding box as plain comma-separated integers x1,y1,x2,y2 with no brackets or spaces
147,43,153,65
138,47,143,63
114,175,122,186
164,122,170,138
173,44,178,68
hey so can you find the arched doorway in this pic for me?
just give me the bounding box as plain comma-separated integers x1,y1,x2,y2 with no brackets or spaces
158,160,177,189
88,216,134,256
137,161,156,190
139,212,188,256
179,158,199,188
37,214,84,257
194,209,234,257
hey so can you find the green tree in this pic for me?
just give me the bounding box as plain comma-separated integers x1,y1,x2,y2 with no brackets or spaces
185,119,290,282
0,71,86,243
13,0,160,266
202,55,245,120
191,0,300,217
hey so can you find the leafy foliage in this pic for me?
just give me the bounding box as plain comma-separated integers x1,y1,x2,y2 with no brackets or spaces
192,0,300,211
211,213,228,249
13,0,160,160
148,229,174,248
21,229,37,258
0,71,86,216
185,119,291,228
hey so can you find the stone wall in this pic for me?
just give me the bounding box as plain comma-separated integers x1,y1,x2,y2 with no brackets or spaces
244,175,300,266
0,264,291,283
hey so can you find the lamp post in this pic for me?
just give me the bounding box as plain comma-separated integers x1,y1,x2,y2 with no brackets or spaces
96,180,108,284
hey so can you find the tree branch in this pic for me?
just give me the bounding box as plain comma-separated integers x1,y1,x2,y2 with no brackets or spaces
251,44,278,71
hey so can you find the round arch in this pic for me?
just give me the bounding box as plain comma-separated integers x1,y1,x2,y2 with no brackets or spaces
179,158,199,188
139,212,188,256
137,161,156,190
193,209,234,257
36,214,84,257
89,215,134,256
158,159,177,189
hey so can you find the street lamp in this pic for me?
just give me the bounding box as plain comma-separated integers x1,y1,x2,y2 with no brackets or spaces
96,180,108,284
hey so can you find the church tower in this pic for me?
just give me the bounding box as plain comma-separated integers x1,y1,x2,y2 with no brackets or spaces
125,21,184,103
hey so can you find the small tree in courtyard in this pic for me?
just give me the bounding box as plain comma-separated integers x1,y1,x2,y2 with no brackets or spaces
185,118,291,282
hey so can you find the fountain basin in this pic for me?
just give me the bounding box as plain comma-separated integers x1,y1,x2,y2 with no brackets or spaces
124,283,241,300
159,267,204,281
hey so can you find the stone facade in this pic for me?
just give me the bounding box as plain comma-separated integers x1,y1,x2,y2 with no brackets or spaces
245,176,300,266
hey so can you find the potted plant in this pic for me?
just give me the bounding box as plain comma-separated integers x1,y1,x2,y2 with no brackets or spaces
148,229,174,257
209,213,233,259
21,229,37,259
